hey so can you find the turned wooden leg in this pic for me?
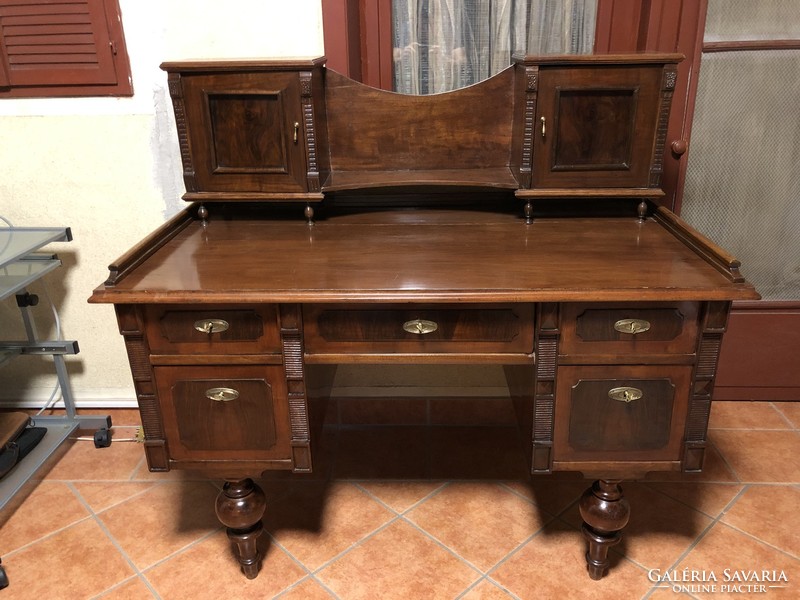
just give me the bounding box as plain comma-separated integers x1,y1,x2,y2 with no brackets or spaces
215,478,267,579
578,479,630,580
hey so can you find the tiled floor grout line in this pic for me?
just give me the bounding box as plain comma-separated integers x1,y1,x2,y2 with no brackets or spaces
306,513,405,576
709,427,796,431
260,529,318,587
454,575,519,600
5,405,796,599
1,512,96,558
706,436,743,484
356,479,582,599
134,526,225,588
89,574,158,600
287,481,493,596
714,521,800,563
769,401,799,429
641,480,743,520
639,484,751,600
396,512,485,575
66,481,163,600
352,479,449,514
128,454,149,481
271,573,341,600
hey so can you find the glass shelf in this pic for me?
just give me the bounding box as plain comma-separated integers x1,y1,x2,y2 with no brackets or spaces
0,257,63,301
0,227,71,270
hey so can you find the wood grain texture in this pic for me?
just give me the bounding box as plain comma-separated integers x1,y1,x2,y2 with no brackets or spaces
91,209,758,305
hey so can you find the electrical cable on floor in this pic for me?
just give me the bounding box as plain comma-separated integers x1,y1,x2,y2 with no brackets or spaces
33,279,66,416
71,425,145,443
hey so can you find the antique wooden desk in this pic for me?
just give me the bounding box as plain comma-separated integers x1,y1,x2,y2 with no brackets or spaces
90,55,758,581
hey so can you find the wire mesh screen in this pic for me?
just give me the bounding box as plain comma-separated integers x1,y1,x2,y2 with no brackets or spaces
705,0,800,42
681,50,800,300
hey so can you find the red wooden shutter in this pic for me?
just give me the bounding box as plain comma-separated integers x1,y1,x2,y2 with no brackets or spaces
0,0,131,96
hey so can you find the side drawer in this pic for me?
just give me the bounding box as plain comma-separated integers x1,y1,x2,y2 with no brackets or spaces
560,302,699,357
303,304,534,355
553,365,692,465
144,305,281,355
154,364,291,463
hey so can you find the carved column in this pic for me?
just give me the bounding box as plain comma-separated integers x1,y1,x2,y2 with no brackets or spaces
115,305,168,471
280,304,312,472
532,303,559,472
166,72,197,193
649,64,677,187
684,301,730,471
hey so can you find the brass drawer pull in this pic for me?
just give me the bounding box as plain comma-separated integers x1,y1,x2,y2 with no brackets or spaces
402,319,438,335
206,387,239,402
613,318,651,335
194,318,230,334
608,387,643,403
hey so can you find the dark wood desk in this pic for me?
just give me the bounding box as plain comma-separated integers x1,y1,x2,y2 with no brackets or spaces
90,55,758,582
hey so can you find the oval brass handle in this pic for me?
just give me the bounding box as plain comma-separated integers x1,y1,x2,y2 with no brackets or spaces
206,387,239,402
194,318,230,335
608,387,643,403
540,116,546,139
402,319,438,335
293,121,300,143
613,318,651,335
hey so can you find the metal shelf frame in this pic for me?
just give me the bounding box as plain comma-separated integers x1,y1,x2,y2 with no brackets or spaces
0,226,110,508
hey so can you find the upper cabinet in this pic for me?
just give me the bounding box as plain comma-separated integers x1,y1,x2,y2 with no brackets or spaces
161,55,680,206
162,59,327,202
534,66,664,188
514,55,679,196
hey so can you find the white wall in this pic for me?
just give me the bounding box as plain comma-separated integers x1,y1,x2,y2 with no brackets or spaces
0,1,324,407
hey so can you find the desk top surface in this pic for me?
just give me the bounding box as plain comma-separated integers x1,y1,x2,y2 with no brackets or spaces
91,209,758,304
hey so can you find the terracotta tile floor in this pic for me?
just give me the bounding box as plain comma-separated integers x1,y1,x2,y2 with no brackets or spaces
1,401,798,599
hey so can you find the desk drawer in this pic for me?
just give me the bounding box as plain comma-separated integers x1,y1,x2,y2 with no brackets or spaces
154,364,291,463
560,302,699,357
304,304,534,355
144,305,281,355
554,364,692,464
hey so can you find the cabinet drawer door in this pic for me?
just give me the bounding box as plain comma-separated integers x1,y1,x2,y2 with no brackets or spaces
554,365,691,463
304,304,534,354
155,365,291,462
144,305,280,355
560,302,699,357
533,65,663,188
179,72,308,193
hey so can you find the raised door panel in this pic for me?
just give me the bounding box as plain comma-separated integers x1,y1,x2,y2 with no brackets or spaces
554,365,692,465
181,72,307,193
155,365,291,463
534,66,662,188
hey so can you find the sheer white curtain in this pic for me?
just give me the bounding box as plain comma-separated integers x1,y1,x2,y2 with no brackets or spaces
393,0,597,94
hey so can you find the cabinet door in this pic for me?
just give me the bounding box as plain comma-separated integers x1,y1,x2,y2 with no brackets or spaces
534,66,663,188
155,365,291,463
181,72,307,193
553,365,691,465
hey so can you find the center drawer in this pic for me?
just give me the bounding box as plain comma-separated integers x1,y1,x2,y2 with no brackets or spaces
303,304,534,355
